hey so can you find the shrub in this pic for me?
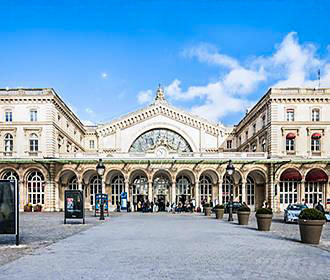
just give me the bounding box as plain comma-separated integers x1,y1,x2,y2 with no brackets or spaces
214,204,225,209
256,208,273,215
237,206,251,212
298,208,325,220
204,203,210,208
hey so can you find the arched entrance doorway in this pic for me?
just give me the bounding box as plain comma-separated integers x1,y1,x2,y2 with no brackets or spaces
246,170,267,210
130,170,148,212
176,175,192,206
153,171,171,211
222,171,242,203
304,168,328,207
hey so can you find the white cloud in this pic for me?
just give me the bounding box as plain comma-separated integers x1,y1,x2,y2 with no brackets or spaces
137,89,153,104
81,120,95,126
85,107,94,115
101,72,108,79
138,32,330,122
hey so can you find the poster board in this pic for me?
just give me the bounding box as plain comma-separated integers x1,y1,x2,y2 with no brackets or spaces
64,190,85,224
121,192,127,210
0,180,19,245
95,194,109,216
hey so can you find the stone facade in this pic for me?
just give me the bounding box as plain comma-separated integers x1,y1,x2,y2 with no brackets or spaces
1,86,330,212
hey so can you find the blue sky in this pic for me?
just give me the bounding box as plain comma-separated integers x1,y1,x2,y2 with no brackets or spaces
1,0,330,125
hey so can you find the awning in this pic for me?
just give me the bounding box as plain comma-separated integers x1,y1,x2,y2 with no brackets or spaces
312,133,321,139
280,168,302,181
286,133,296,139
305,169,328,182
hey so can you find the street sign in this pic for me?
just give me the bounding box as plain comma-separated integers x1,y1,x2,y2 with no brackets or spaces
95,194,109,216
64,190,85,224
0,180,19,245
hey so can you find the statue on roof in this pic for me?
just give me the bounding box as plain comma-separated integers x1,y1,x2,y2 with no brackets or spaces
155,84,166,102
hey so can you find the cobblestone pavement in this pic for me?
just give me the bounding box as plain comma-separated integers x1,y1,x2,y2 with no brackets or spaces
0,212,329,280
0,212,106,266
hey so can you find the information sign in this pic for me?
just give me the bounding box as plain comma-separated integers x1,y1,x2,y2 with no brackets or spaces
64,190,85,224
121,192,127,210
0,180,19,245
95,194,109,216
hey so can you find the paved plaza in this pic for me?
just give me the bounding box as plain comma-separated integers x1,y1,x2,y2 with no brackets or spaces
0,212,329,279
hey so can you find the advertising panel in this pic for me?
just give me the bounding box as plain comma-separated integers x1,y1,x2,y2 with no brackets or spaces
95,194,109,216
64,190,84,224
0,180,19,245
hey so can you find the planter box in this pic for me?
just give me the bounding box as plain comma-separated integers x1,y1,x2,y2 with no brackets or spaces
256,214,272,231
215,209,224,219
24,206,32,212
204,207,212,216
298,219,325,244
237,211,250,225
33,206,42,212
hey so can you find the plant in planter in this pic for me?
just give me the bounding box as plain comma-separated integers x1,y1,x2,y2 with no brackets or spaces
33,204,42,212
298,208,326,244
256,208,273,231
204,203,212,216
237,205,251,225
24,203,33,212
214,204,225,219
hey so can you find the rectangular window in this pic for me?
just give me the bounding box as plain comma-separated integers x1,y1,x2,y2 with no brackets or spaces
286,109,294,121
226,140,232,149
90,140,95,149
311,109,320,122
245,131,248,141
311,139,321,152
262,115,266,128
286,139,295,151
30,140,38,152
5,111,12,122
238,136,241,146
253,124,256,135
30,110,37,122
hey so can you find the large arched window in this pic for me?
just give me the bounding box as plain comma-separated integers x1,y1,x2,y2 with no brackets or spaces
129,128,192,153
153,175,170,195
199,175,212,203
132,175,148,196
176,176,191,196
68,176,78,190
246,176,255,206
30,133,39,152
4,133,13,153
90,176,102,207
279,168,302,209
111,175,125,206
2,170,19,182
304,169,328,206
222,175,242,203
27,171,45,205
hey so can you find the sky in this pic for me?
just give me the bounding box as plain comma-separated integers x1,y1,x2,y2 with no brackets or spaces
1,0,330,126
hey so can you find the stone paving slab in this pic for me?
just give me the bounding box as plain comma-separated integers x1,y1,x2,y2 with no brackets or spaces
0,212,106,266
0,213,329,280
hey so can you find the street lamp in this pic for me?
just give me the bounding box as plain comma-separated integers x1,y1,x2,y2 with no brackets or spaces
96,158,106,220
226,160,235,222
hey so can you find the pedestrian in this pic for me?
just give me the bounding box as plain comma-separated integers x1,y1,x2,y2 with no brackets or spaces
150,201,154,213
315,200,325,213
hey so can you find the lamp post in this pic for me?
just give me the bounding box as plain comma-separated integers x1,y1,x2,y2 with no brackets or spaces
226,160,235,222
96,158,106,220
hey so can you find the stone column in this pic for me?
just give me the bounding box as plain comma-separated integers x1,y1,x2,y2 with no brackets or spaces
19,181,24,212
326,182,330,211
218,180,223,205
171,182,176,204
148,181,153,202
78,181,83,191
241,180,247,203
47,163,56,211
125,180,130,203
195,181,200,208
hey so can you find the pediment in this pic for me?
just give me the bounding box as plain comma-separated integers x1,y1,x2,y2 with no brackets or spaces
96,102,226,137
